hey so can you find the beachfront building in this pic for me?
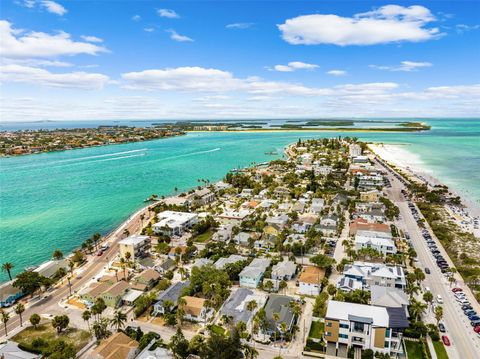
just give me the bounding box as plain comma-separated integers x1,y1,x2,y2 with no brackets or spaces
239,258,271,288
153,211,198,236
298,266,325,296
324,300,408,356
119,235,150,262
33,259,69,279
191,188,215,206
354,231,397,256
349,143,362,157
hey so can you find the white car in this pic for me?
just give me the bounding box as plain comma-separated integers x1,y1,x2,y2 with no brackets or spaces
437,295,443,304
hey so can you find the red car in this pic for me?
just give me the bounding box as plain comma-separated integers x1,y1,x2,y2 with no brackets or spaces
474,326,480,333
442,335,451,346
452,288,462,293
97,250,103,256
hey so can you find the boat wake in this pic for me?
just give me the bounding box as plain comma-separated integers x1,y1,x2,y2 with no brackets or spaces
159,147,221,161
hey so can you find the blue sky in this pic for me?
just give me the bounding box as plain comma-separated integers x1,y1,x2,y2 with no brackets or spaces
1,0,479,120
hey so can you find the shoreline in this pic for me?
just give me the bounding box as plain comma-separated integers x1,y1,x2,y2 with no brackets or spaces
188,127,430,133
368,142,480,219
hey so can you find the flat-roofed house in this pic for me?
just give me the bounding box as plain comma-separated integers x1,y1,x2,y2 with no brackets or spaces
324,300,408,356
153,211,198,236
119,235,150,262
0,281,23,308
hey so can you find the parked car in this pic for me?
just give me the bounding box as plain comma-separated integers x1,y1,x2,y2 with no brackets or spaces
436,295,443,304
474,326,480,333
452,288,463,293
438,323,446,332
462,305,473,311
97,250,103,256
441,335,451,346
468,315,480,321
425,268,431,274
471,320,480,327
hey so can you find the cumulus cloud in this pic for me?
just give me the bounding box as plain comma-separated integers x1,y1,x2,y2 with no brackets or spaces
144,28,155,33
80,35,103,43
158,9,179,18
132,15,141,22
0,64,109,89
166,29,193,42
327,70,347,76
226,23,254,29
272,61,318,72
278,5,441,46
0,20,107,59
456,24,480,33
371,61,432,72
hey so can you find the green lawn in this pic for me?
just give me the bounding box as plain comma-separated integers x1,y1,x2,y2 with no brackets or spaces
433,340,449,359
194,229,212,243
308,320,324,339
12,323,91,353
210,324,225,335
405,340,424,359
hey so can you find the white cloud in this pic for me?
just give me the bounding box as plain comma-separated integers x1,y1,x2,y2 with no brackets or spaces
456,24,480,33
166,29,193,42
226,23,253,29
0,20,107,59
278,5,441,46
1,58,73,67
158,9,179,19
132,15,141,22
40,1,67,16
327,70,347,76
0,64,109,89
80,35,103,43
144,28,155,33
272,61,318,72
371,61,432,72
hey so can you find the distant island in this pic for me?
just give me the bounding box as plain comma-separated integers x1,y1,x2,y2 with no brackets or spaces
0,126,185,156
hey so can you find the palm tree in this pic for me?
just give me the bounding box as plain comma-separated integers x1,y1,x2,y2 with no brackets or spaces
178,267,187,280
1,309,10,336
82,310,92,330
52,249,64,260
434,306,443,324
68,260,75,275
1,262,14,281
123,229,130,238
405,282,420,299
125,251,132,268
244,344,259,359
114,268,119,282
246,300,257,312
14,303,25,327
272,312,280,344
409,299,427,321
120,257,127,280
110,310,127,331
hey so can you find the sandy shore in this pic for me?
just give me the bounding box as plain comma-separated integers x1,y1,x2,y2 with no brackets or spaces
369,143,480,219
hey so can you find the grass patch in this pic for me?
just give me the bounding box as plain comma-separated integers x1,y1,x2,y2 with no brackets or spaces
12,323,91,353
194,229,212,243
405,340,425,359
432,340,449,359
308,321,324,339
210,324,226,335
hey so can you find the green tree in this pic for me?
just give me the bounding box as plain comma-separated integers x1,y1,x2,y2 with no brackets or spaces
29,313,41,329
14,303,25,327
51,314,69,334
52,249,64,260
110,310,127,331
1,309,9,336
423,292,433,308
1,262,14,281
169,328,190,359
434,306,444,324
409,299,427,321
92,318,111,341
13,271,45,295
309,254,336,269
82,310,91,330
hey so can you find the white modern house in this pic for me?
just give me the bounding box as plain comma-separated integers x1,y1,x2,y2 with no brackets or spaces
153,211,198,236
354,231,397,256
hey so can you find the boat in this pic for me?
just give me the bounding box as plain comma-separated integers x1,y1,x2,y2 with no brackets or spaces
264,151,278,155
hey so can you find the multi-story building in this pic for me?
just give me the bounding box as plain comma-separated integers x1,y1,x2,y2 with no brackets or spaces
325,300,408,356
338,261,406,290
153,211,198,236
119,235,150,261
355,231,396,256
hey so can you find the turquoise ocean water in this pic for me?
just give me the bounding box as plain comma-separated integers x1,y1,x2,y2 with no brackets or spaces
1,119,479,281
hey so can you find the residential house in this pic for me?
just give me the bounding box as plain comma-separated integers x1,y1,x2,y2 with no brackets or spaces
121,290,144,306
157,258,176,274
360,190,380,202
271,261,297,281
240,188,254,198
298,266,325,295
218,209,251,221
131,269,161,291
349,143,362,157
192,258,213,268
183,296,212,323
167,246,189,260
355,231,397,255
293,214,318,234
214,255,246,269
101,281,130,308
92,332,139,359
324,300,408,356
263,294,296,335
0,281,23,308
234,232,253,246
153,211,198,236
220,288,267,327
311,198,325,213
153,280,190,316
211,224,234,242
336,276,363,292
266,215,289,231
192,188,215,206
370,285,409,317
349,219,390,236
239,258,271,288
33,259,69,279
341,262,406,290
119,235,150,262
314,165,333,176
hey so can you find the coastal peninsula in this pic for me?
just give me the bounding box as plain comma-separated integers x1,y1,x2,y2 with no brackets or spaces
0,126,185,157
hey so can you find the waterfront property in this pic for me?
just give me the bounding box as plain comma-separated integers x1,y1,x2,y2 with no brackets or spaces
0,280,23,307
119,235,150,262
153,211,199,236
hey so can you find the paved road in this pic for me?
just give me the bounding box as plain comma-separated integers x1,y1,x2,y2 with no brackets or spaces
1,203,155,340
379,160,480,359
